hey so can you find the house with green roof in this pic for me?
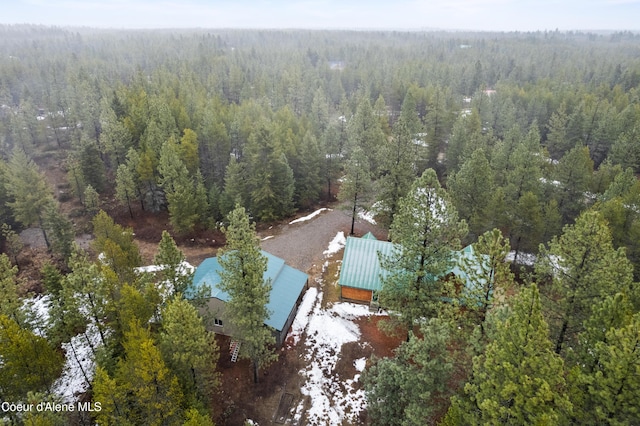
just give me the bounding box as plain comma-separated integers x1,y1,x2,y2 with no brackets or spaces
338,233,483,305
190,250,308,347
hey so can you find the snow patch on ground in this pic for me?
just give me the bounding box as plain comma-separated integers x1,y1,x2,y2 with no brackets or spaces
323,231,346,257
358,210,377,225
506,251,537,266
289,208,332,225
261,235,274,241
294,294,375,425
354,358,367,372
22,295,51,337
54,322,102,402
287,287,319,347
135,261,194,275
22,295,101,402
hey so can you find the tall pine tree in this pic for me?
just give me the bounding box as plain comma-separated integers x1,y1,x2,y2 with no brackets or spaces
379,169,467,339
218,205,276,383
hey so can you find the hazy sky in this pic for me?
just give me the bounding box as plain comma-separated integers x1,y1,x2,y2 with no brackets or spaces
2,0,639,32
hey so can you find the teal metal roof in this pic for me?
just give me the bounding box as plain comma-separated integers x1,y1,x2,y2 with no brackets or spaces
338,236,395,292
339,236,485,294
361,232,377,240
190,250,308,332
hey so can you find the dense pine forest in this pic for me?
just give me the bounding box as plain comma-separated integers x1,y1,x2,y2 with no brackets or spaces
1,25,640,425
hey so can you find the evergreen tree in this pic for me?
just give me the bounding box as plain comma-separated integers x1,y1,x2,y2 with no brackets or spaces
5,148,55,248
115,162,137,218
92,210,141,283
93,321,183,426
1,223,23,265
376,105,418,227
218,205,276,383
99,103,132,169
459,228,514,337
0,253,22,324
43,204,75,263
347,96,386,175
569,295,640,424
448,148,495,240
320,123,343,200
446,285,572,425
445,110,483,174
83,184,100,215
245,122,295,222
379,169,467,339
159,296,219,406
66,155,86,204
509,191,544,264
362,318,455,425
153,230,192,296
338,146,373,235
545,103,574,159
78,136,107,193
554,145,594,224
0,314,64,402
536,210,634,357
222,156,248,216
179,128,200,176
293,131,322,208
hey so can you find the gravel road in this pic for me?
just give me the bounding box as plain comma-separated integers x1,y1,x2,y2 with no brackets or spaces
260,207,386,274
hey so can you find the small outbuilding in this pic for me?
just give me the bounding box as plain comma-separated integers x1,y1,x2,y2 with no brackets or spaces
190,250,308,347
338,233,482,305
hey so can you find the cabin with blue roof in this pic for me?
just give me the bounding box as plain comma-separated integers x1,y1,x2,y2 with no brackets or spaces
338,234,485,305
190,250,308,347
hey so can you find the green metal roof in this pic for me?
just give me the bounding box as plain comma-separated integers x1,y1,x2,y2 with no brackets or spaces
338,236,395,292
338,236,485,293
190,251,308,332
361,232,377,240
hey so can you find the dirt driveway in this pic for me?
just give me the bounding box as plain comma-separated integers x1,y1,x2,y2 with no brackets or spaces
259,207,386,274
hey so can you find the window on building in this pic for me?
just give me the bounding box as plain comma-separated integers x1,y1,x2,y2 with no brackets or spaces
214,318,223,327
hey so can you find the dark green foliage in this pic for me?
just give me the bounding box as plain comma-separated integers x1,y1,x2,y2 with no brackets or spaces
159,297,219,408
537,210,634,357
459,229,514,336
92,210,141,283
5,148,55,247
44,204,75,262
218,206,276,383
376,102,419,227
153,230,192,296
79,137,107,193
0,253,22,324
379,169,467,339
40,261,63,296
553,145,595,224
92,321,184,426
447,285,572,425
293,131,323,208
363,318,455,425
1,223,23,265
448,148,494,240
0,314,65,402
338,146,373,235
245,122,295,221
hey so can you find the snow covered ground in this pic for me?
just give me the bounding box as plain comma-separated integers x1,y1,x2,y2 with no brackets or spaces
287,233,379,425
323,231,346,257
291,289,376,425
289,208,332,225
22,295,99,402
357,210,377,225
